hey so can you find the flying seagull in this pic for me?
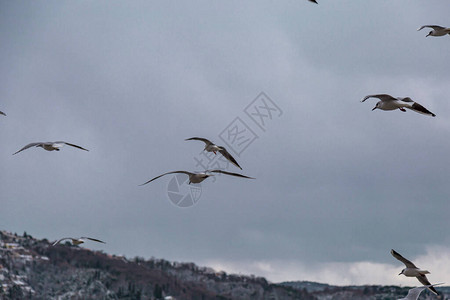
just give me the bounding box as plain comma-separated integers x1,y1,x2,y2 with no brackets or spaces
52,237,106,246
0,111,5,116
185,137,242,170
361,94,435,117
417,25,450,37
140,169,254,185
398,283,444,300
391,249,439,296
13,141,89,155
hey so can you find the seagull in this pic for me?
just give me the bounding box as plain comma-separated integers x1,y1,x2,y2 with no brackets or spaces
398,283,444,300
13,141,89,155
0,111,5,116
391,249,439,296
185,137,242,170
52,237,106,246
361,94,435,117
417,25,450,37
139,169,254,185
308,0,318,3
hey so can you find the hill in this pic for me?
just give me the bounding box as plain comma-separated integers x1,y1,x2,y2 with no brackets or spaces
0,230,447,299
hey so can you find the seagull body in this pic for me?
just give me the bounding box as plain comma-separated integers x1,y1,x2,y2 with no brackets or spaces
418,25,450,37
52,237,105,246
398,283,444,300
0,111,5,116
185,137,243,170
140,169,254,186
13,141,89,155
391,249,439,295
361,94,435,117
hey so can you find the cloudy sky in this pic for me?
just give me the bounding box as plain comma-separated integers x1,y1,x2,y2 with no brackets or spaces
1,0,449,286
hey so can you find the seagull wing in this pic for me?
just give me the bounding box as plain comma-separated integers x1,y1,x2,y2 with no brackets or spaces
82,237,106,244
218,147,242,170
408,103,436,117
417,25,444,31
402,286,426,300
401,284,444,300
13,142,42,155
185,137,213,146
52,237,73,246
55,141,89,151
397,97,414,103
361,94,396,102
416,275,439,295
208,169,255,179
139,171,194,186
0,111,6,116
391,249,417,268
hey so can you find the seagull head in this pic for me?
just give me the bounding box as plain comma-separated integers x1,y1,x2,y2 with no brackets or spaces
399,269,405,276
426,31,432,37
372,102,381,111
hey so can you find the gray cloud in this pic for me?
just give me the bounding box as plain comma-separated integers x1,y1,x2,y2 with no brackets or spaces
1,0,449,284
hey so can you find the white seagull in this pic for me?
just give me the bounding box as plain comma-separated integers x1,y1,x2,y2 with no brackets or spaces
140,170,254,185
361,94,435,117
52,237,106,246
13,141,89,155
185,137,242,170
398,283,444,300
391,249,439,296
0,111,5,116
417,25,450,37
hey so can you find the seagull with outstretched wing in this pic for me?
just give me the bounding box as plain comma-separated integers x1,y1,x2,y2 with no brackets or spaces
398,283,444,300
417,25,450,37
140,169,254,185
13,141,89,155
186,137,242,170
52,237,105,246
361,94,435,117
391,249,439,296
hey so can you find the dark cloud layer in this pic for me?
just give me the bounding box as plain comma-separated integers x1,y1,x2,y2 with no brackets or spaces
1,0,449,284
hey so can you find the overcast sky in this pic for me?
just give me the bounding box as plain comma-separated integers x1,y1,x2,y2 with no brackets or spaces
1,0,449,286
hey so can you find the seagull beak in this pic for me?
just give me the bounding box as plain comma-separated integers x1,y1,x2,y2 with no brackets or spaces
426,33,431,37
398,272,402,276
372,107,377,111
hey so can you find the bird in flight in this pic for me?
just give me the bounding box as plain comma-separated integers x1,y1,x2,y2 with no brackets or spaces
417,25,450,37
0,111,5,116
398,283,444,300
391,249,439,295
52,237,106,246
13,141,89,155
308,0,318,3
185,137,243,170
361,94,435,117
140,170,254,186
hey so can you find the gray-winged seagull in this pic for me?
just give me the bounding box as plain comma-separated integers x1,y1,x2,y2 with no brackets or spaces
391,249,439,295
52,237,105,246
417,25,450,37
398,283,444,300
186,137,243,170
13,141,89,155
361,94,435,117
140,170,254,186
